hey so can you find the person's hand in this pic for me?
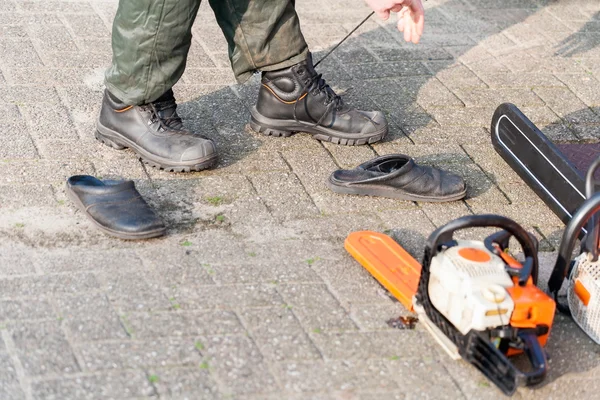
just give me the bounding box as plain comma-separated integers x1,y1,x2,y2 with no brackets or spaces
364,0,425,44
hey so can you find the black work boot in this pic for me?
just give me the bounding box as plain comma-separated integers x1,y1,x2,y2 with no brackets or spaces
249,53,387,146
96,89,217,172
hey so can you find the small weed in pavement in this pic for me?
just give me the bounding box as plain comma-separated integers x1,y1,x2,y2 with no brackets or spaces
206,196,224,206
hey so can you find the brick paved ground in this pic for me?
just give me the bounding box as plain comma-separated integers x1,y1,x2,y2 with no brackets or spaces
1,0,600,399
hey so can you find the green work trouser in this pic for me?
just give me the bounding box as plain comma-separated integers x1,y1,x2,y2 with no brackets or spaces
105,0,309,105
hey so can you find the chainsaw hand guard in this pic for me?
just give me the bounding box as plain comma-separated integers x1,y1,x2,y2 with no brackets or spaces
549,192,600,300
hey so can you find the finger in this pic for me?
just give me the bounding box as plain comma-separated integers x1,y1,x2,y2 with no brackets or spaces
414,2,425,37
397,15,405,32
390,4,403,12
411,18,419,44
376,9,390,20
403,10,412,42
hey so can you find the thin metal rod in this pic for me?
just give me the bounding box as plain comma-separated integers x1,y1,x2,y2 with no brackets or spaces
314,11,375,68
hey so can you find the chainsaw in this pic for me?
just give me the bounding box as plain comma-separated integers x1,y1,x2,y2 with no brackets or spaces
548,156,600,344
346,214,555,396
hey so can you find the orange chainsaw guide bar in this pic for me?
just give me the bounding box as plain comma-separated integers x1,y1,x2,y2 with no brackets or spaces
345,231,421,311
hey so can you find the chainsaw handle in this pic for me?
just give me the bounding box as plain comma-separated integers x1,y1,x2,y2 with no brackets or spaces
584,156,600,260
483,230,539,286
549,192,600,294
423,215,539,282
516,330,548,387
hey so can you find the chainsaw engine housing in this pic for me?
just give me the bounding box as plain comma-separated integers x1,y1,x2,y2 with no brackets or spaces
428,241,514,335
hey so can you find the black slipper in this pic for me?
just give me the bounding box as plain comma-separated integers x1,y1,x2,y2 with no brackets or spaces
66,175,166,240
326,154,467,202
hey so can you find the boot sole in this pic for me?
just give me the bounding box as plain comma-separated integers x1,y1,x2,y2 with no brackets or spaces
326,176,467,203
249,106,387,146
96,123,218,173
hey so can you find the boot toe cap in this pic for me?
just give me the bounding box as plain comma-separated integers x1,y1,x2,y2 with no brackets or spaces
360,111,388,134
181,139,217,162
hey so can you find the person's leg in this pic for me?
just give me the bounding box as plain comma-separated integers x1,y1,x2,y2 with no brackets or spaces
98,0,218,172
209,0,388,146
105,0,203,105
208,0,309,84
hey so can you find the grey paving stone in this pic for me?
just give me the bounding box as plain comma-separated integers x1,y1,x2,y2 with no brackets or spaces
376,208,436,260
556,73,600,107
41,51,111,68
9,320,79,376
238,307,321,361
312,191,416,216
274,359,398,392
77,338,201,371
280,148,338,194
64,13,110,38
405,125,490,145
54,293,127,341
0,351,18,383
0,299,55,322
425,105,496,127
0,383,25,400
427,63,486,89
281,213,387,241
309,330,435,361
196,334,278,395
309,257,382,287
147,366,220,400
125,310,244,339
35,248,145,272
0,123,38,159
139,250,216,287
343,62,431,80
534,87,600,124
0,160,94,185
385,358,465,400
453,87,545,108
349,302,412,331
0,185,55,208
248,172,320,221
171,284,284,310
0,273,100,299
327,280,400,307
141,231,247,267
320,141,377,169
28,22,79,52
420,201,473,227
0,352,24,400
277,284,357,332
96,271,172,312
30,370,155,400
0,38,43,67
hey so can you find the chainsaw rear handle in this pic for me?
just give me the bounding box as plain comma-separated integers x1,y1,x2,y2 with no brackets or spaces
584,156,600,260
516,330,548,387
549,192,600,295
422,214,539,284
484,229,539,286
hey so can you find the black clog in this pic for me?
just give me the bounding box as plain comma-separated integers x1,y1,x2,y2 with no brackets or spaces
66,175,166,240
326,154,467,202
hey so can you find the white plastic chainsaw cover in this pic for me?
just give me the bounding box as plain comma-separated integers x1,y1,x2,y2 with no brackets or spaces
568,252,600,344
428,240,515,335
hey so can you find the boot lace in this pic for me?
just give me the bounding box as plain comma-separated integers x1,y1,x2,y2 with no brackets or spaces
152,95,184,130
293,72,344,127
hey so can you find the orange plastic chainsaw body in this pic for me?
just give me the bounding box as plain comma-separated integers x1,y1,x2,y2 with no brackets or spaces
344,231,421,311
496,248,556,355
